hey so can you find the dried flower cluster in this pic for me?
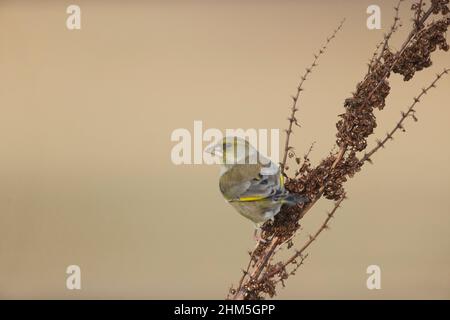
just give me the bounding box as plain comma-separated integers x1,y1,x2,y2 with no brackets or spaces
389,17,450,80
229,0,449,300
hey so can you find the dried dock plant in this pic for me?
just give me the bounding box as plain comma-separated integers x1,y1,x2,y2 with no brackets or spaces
228,0,450,300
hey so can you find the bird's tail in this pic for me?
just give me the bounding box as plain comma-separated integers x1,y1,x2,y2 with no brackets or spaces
280,192,309,206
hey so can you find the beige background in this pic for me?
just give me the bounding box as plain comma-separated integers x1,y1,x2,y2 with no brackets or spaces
0,0,449,299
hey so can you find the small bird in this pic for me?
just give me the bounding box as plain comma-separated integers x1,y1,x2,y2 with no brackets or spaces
206,136,308,240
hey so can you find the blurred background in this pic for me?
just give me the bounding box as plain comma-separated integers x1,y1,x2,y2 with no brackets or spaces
0,0,449,299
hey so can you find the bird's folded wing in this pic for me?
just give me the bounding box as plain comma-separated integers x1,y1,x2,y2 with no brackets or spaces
220,161,282,201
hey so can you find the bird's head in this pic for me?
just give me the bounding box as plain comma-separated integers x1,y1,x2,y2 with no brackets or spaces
205,136,259,166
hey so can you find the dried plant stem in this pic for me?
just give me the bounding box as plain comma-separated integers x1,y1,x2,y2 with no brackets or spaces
333,4,436,171
232,190,338,299
250,240,279,280
369,0,404,73
234,251,254,296
229,0,450,300
262,195,346,281
235,22,346,296
367,41,384,74
415,0,425,29
232,184,326,299
361,68,449,164
280,19,345,176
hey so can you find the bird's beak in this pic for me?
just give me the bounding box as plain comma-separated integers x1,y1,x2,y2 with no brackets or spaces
205,142,223,157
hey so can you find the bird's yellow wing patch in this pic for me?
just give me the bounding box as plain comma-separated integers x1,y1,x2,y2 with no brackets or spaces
234,195,267,202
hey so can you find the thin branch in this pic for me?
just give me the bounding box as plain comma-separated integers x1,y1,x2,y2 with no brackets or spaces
262,195,346,280
361,68,449,164
368,0,404,74
294,141,316,177
286,253,308,277
332,4,436,171
250,240,278,280
367,40,385,75
414,0,425,30
232,250,254,296
275,253,309,287
280,19,345,176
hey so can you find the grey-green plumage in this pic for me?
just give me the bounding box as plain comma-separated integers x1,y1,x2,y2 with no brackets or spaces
207,137,308,226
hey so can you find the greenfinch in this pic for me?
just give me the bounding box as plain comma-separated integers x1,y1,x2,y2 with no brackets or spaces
206,136,308,229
